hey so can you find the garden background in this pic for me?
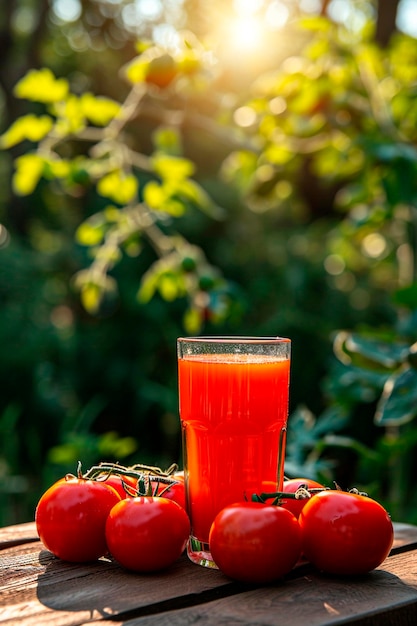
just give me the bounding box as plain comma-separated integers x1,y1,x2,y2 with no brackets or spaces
1,0,417,527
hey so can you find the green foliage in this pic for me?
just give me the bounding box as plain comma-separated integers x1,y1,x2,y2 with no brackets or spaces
0,37,233,334
47,432,137,477
14,68,69,103
2,8,417,525
250,19,417,520
0,115,54,149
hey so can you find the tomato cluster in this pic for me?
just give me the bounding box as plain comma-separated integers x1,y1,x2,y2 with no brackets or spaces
35,464,189,572
35,465,394,585
209,478,394,583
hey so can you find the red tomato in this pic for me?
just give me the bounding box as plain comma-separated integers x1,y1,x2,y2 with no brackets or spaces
100,474,138,499
105,496,190,572
35,477,121,562
299,490,394,575
280,478,326,518
209,502,302,584
151,477,186,510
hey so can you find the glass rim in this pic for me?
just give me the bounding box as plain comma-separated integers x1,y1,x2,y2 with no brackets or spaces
177,336,290,344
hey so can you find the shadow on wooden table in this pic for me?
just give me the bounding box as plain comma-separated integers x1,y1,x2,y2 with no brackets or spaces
35,547,234,622
34,546,417,626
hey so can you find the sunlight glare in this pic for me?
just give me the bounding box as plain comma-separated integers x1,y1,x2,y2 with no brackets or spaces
327,0,351,24
397,0,417,37
361,233,387,259
228,15,264,52
265,1,289,30
233,0,264,16
299,0,322,13
233,106,257,127
52,0,81,22
139,0,163,21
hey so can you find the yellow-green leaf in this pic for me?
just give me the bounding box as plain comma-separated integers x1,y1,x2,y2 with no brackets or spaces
183,307,203,334
46,158,71,179
80,284,101,314
221,150,257,190
53,95,86,134
124,57,148,84
98,432,137,458
97,171,138,204
144,181,185,215
152,126,182,155
0,115,53,149
14,68,69,103
12,154,44,195
264,144,293,166
76,221,105,246
152,154,195,180
163,198,186,216
299,15,332,33
81,93,121,126
103,206,122,223
137,272,158,303
143,181,167,209
134,40,153,54
158,273,179,301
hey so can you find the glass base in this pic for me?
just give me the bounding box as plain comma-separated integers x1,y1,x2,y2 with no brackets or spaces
187,536,218,569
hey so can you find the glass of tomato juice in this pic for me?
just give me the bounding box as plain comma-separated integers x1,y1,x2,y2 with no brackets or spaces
177,336,291,568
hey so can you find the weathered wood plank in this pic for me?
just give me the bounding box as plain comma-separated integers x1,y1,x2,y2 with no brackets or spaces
0,540,232,625
391,522,417,553
1,522,417,625
0,522,38,550
90,550,417,626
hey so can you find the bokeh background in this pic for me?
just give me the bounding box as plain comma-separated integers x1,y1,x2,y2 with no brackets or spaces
1,0,417,526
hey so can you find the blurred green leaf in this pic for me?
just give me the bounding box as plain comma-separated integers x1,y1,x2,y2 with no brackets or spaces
12,154,44,195
376,368,417,426
97,171,138,204
80,283,102,314
338,332,409,369
97,431,137,458
323,434,379,461
285,405,348,482
151,154,195,180
183,306,203,334
393,284,417,309
300,15,332,34
263,144,293,166
220,150,258,193
0,115,53,149
80,93,121,126
325,361,388,404
48,431,137,469
52,95,86,134
158,272,184,301
137,268,159,303
365,141,417,164
76,222,105,246
14,68,69,103
143,181,169,210
152,126,182,155
45,158,72,179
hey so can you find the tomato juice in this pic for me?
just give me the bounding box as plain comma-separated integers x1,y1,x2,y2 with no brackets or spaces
178,352,290,546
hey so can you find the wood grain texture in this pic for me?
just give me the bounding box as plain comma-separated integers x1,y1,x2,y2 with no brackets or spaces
0,522,38,550
90,552,417,626
1,522,417,625
0,538,232,624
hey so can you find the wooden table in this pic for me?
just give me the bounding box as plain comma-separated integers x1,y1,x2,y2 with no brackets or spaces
1,521,417,625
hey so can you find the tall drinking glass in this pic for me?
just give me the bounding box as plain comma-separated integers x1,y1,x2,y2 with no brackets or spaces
177,336,291,568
